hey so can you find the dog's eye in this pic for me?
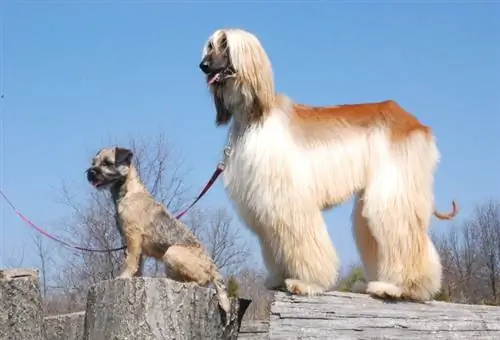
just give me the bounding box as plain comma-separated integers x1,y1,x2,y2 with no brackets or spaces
102,160,113,166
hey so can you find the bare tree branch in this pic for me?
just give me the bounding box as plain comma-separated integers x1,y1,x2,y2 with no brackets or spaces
184,207,253,276
433,199,500,305
44,133,258,315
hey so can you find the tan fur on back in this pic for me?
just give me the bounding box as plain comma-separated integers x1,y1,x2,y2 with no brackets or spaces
201,28,458,301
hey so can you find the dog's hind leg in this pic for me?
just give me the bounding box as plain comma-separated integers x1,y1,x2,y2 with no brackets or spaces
361,134,442,301
351,193,378,294
163,244,231,314
361,186,441,301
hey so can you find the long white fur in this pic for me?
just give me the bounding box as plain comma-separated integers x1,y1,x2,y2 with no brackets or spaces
202,28,445,300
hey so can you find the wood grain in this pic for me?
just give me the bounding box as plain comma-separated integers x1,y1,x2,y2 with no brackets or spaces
268,291,500,339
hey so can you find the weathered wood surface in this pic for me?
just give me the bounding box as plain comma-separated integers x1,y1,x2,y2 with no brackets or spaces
0,268,39,279
269,291,500,339
0,268,46,340
83,277,250,340
238,320,270,339
45,311,85,340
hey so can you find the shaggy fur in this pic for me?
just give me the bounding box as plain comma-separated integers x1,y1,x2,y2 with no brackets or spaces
199,28,459,301
86,147,230,313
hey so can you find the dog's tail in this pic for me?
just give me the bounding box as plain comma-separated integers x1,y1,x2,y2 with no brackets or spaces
434,200,459,220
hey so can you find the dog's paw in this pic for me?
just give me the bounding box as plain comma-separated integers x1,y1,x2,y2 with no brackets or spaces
366,281,402,300
284,279,325,296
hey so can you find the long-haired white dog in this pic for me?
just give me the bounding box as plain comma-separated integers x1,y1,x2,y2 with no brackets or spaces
199,28,458,301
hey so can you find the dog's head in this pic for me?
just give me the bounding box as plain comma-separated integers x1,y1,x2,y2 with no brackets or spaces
199,29,235,87
86,147,133,190
199,28,275,125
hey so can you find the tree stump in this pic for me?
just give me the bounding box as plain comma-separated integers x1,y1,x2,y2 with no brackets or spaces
83,277,251,340
0,268,46,340
45,311,85,340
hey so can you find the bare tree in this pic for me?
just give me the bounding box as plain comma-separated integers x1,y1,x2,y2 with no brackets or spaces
472,199,500,304
30,234,54,299
185,206,253,276
431,230,456,301
433,199,500,305
48,133,191,312
45,133,257,314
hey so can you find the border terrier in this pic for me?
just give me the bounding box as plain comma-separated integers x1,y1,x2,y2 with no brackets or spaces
86,146,230,313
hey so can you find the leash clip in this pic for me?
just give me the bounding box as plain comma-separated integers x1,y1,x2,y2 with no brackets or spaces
218,145,232,171
223,145,232,158
219,132,233,170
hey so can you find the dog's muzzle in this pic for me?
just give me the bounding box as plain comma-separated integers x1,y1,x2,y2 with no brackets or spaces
86,168,97,182
199,60,212,74
199,60,225,77
199,55,233,85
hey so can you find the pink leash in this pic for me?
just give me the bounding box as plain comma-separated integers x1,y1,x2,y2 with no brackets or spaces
0,164,224,253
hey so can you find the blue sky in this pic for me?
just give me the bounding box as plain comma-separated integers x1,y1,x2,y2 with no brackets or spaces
1,1,499,273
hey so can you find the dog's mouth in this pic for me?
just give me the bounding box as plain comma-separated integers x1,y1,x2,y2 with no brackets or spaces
90,179,108,188
86,168,116,189
207,73,221,85
207,67,234,85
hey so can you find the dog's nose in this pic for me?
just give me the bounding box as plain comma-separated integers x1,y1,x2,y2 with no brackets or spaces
199,60,211,74
86,168,97,181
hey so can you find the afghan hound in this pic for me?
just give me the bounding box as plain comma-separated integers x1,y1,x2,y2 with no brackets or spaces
198,28,458,301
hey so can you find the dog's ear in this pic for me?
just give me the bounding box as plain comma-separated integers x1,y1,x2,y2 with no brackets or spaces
115,147,133,165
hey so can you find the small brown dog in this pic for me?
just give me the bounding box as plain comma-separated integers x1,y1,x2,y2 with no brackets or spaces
86,146,230,313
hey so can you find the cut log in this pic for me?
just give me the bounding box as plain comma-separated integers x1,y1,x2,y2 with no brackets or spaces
238,320,270,339
269,291,500,339
45,311,85,340
83,277,251,340
0,268,46,340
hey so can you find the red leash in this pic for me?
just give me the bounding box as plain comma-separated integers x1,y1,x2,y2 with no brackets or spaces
0,164,224,253
174,163,224,219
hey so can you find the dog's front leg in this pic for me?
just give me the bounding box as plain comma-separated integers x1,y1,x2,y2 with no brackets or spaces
134,255,144,277
119,233,142,279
